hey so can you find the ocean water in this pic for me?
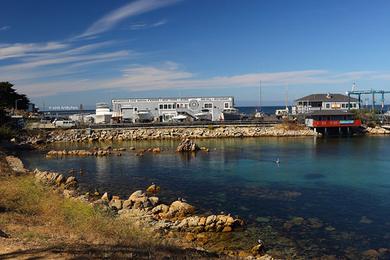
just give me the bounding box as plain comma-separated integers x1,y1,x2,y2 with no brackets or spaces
19,136,390,258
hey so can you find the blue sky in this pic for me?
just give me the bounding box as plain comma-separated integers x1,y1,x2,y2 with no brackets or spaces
1,0,390,108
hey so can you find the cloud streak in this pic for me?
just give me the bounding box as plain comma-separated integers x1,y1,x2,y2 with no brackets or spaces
0,25,10,32
13,62,390,98
79,0,178,38
129,19,167,30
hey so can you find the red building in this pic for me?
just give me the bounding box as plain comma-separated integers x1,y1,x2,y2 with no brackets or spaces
305,110,361,135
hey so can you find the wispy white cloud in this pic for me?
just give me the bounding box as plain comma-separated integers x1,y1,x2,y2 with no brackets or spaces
0,25,10,32
129,19,167,30
14,61,390,98
0,39,136,83
79,0,178,38
0,42,68,60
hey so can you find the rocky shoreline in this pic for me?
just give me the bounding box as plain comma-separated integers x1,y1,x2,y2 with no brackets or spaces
364,126,390,135
3,155,272,259
26,125,318,144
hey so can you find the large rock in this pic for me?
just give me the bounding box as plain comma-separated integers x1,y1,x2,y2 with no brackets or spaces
176,139,200,152
5,156,26,174
166,200,195,218
128,190,150,209
146,184,160,194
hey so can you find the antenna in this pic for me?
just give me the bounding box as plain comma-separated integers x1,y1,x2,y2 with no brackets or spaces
285,84,289,109
259,80,262,111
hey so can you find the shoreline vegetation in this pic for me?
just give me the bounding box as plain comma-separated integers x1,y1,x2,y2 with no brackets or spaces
0,148,272,259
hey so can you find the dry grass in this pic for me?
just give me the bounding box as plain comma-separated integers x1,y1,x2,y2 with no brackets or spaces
0,174,157,247
276,121,306,131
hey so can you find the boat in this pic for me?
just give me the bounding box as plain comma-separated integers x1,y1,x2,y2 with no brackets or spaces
171,114,188,122
194,109,212,121
254,110,265,120
222,108,242,121
136,109,154,122
275,107,289,119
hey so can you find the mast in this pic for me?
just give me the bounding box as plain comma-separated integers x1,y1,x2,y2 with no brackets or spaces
259,80,262,111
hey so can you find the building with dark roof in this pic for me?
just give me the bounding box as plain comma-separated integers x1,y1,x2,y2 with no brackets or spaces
292,93,360,114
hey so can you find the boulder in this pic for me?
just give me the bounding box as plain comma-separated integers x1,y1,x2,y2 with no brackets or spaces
101,192,110,201
5,156,26,174
176,139,200,152
152,147,161,153
122,199,133,209
167,200,195,218
128,190,150,209
151,204,170,214
146,184,160,194
109,199,123,210
148,196,159,206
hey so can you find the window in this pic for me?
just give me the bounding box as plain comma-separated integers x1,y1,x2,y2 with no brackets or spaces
134,107,137,111
224,102,229,108
205,103,212,109
177,104,180,108
342,104,345,108
168,104,172,109
325,103,330,109
159,104,163,110
353,103,357,108
164,104,168,109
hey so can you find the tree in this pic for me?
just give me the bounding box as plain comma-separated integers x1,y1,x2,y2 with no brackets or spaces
0,82,30,110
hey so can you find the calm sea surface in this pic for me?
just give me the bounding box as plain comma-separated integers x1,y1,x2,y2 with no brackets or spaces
19,136,390,258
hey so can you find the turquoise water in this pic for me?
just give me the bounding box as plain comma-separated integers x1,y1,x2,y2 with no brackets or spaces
19,136,390,258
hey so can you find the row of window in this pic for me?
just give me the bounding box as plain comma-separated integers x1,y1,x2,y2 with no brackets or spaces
158,103,227,110
324,103,357,109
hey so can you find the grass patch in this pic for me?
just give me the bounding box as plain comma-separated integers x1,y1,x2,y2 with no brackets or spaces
0,174,157,247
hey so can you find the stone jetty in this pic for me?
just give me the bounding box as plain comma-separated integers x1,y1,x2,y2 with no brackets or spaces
28,125,317,144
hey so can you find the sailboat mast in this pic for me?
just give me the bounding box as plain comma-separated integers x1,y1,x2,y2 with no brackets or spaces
259,80,262,111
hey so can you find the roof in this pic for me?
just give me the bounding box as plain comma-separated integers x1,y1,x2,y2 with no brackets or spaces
308,110,354,116
296,93,358,102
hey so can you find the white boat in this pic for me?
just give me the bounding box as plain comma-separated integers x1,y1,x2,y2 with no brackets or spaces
275,107,289,119
136,109,154,122
171,114,188,122
254,109,264,119
222,108,241,121
194,109,212,121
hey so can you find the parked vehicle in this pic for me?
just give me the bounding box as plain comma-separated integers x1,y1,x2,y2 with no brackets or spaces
52,119,76,128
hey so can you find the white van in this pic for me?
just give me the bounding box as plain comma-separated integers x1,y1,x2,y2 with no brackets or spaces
53,119,76,128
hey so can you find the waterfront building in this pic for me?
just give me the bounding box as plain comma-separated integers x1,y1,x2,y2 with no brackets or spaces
95,103,112,124
292,93,360,114
305,110,361,135
111,96,236,122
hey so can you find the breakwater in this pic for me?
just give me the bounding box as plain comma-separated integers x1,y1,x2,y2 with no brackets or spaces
29,125,317,144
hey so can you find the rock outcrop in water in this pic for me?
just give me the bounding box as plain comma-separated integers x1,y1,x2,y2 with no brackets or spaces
365,126,390,135
176,138,200,152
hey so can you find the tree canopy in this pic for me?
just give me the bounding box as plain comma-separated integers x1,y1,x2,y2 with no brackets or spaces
0,82,30,110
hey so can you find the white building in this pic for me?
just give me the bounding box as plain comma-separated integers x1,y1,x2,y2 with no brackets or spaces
95,103,112,124
292,93,360,114
111,96,236,122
